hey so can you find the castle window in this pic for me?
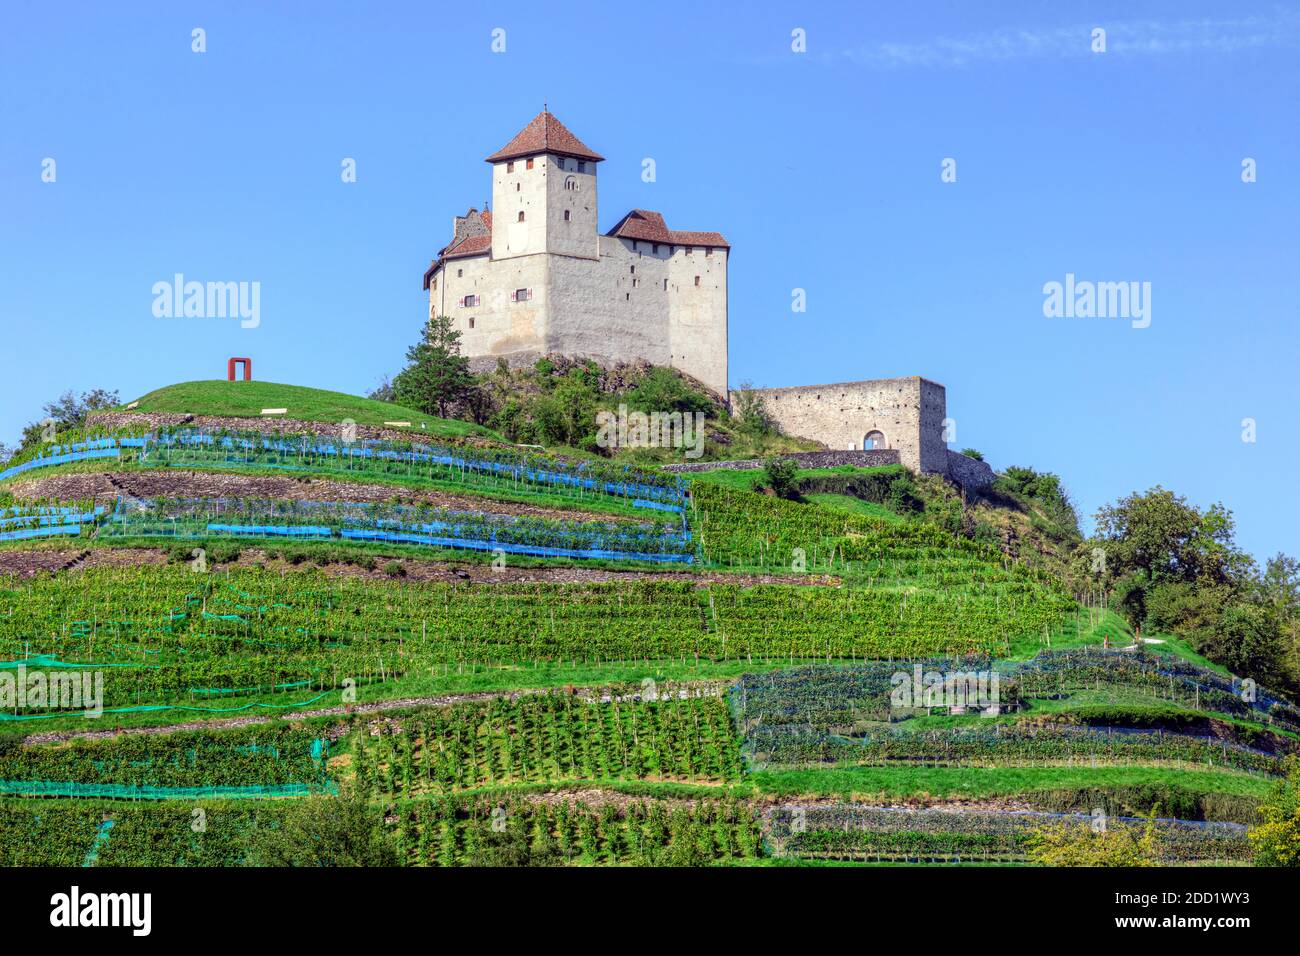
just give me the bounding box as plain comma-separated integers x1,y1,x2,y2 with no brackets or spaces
694,276,701,286
516,183,520,192
431,278,437,290
511,288,532,302
864,431,886,450
468,318,475,329
518,211,525,222
564,175,578,191
458,294,480,307
630,265,635,274
632,278,639,288
526,158,534,170
652,244,660,255
507,161,515,173
577,161,587,173
625,293,630,301
663,278,668,291
705,248,713,257
555,157,565,170
563,210,571,221
457,268,463,278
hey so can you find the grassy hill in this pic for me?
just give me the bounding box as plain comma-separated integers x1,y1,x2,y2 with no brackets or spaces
119,380,502,441
0,377,1289,869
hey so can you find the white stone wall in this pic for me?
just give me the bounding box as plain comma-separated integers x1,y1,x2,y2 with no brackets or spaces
428,253,548,357
736,377,947,474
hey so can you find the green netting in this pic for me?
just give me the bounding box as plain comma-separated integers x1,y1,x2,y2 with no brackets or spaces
0,780,336,800
0,690,333,721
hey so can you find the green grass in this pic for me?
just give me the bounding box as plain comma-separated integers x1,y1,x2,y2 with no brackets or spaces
803,492,902,522
688,463,903,494
121,380,502,440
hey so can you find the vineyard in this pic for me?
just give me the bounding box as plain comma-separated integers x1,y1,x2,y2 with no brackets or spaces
0,429,685,511
349,693,742,796
734,653,1300,782
0,413,1286,869
764,804,1253,865
0,565,1081,712
99,495,694,563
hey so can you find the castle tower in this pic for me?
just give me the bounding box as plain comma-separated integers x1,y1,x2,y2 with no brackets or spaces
486,110,603,261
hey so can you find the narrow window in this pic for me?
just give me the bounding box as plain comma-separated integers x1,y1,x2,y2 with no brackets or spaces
506,161,514,173
516,183,520,192
563,210,571,221
663,278,668,291
632,278,639,288
577,161,586,173
652,244,660,255
705,248,713,257
555,157,565,171
468,317,475,329
457,268,463,278
526,157,534,170
630,265,635,274
518,211,525,222
694,276,701,286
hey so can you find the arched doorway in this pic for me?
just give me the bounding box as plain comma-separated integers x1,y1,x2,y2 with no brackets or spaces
863,430,886,450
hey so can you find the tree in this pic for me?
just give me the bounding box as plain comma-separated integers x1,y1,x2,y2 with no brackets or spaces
732,381,773,437
11,387,120,457
761,456,799,500
1027,815,1161,867
1093,487,1248,588
244,788,397,867
1249,757,1300,866
392,316,474,418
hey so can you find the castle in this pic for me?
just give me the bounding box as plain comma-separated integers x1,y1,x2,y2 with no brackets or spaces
425,111,993,488
423,110,728,397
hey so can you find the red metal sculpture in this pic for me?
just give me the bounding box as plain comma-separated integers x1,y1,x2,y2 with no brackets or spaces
227,357,251,381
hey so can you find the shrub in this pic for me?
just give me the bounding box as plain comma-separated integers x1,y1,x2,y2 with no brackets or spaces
762,456,799,500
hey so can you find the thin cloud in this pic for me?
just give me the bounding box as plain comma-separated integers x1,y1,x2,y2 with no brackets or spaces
828,11,1300,69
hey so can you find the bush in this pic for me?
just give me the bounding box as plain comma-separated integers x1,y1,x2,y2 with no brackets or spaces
762,456,799,500
960,448,984,461
887,474,924,515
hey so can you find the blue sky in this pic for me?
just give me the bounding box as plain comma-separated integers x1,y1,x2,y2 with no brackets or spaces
2,1,1297,562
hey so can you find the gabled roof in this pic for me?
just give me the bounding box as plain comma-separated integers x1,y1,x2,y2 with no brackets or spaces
606,209,729,249
485,110,604,164
424,208,493,288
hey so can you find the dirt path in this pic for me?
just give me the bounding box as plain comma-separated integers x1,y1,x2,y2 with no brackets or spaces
0,544,838,587
8,470,642,525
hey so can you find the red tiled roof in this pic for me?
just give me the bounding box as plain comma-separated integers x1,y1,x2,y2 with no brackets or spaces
606,209,729,249
486,110,604,164
424,211,493,288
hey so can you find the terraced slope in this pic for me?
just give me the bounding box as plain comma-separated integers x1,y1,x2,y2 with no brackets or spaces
0,405,1284,868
